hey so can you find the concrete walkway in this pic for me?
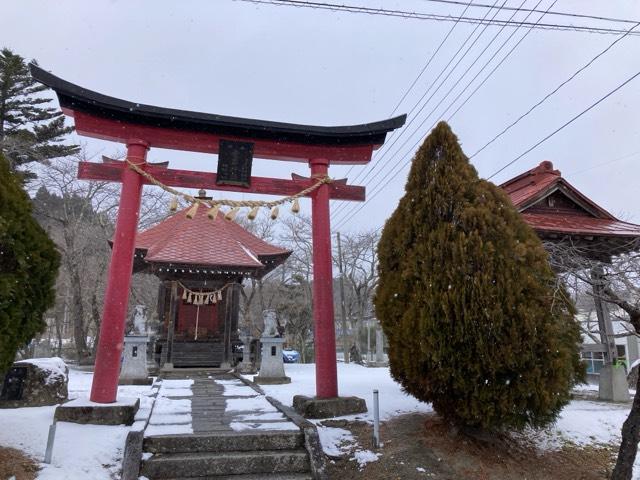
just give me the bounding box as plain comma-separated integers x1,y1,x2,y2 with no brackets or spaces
140,371,312,479
146,371,298,436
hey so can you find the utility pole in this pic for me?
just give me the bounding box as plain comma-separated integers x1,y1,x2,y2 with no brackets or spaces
336,232,350,363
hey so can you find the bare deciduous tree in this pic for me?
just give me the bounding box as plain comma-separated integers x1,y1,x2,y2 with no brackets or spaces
31,151,170,361
545,239,640,480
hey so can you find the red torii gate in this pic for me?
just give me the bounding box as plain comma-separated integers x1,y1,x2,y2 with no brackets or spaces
31,65,405,403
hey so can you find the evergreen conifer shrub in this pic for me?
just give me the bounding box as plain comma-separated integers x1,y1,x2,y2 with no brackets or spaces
375,122,584,430
0,154,59,372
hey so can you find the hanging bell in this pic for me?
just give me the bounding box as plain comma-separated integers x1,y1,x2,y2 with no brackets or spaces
270,206,279,220
186,202,199,219
225,207,240,221
169,196,178,213
207,204,220,220
247,206,259,221
291,198,300,214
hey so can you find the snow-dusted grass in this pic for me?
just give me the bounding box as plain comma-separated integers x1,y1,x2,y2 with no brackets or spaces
315,425,355,456
350,449,381,470
0,366,155,479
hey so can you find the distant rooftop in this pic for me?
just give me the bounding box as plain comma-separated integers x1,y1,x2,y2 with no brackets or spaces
501,160,640,240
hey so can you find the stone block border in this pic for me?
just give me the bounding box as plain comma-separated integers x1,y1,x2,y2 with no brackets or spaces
121,381,161,480
234,373,329,480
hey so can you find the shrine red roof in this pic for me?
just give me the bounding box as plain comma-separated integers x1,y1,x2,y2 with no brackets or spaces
135,205,291,272
501,161,640,238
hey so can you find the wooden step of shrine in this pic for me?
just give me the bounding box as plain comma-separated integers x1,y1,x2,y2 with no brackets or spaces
171,341,224,368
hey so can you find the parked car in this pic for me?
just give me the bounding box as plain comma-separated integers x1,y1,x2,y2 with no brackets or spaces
283,348,300,363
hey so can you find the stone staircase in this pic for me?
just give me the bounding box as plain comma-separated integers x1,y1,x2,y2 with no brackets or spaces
140,430,313,479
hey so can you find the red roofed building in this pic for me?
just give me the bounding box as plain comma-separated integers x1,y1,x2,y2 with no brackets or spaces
501,160,640,260
501,161,640,399
135,192,291,368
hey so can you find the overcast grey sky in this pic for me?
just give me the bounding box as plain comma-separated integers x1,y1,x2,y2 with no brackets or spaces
3,0,639,232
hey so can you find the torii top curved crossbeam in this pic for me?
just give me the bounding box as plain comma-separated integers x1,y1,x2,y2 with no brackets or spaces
29,64,406,164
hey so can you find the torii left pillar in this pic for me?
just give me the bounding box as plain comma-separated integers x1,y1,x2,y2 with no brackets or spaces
90,140,149,403
310,158,338,399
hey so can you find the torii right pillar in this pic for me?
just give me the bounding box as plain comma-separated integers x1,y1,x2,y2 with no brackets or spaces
293,158,367,418
310,158,338,398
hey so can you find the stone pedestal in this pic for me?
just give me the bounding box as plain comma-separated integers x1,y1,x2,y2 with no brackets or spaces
119,335,152,385
368,328,388,367
237,336,256,374
255,337,290,384
599,364,630,402
293,395,367,419
55,397,139,425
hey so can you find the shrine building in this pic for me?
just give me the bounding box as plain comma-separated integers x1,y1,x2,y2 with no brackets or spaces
132,191,291,368
501,160,640,399
501,160,640,260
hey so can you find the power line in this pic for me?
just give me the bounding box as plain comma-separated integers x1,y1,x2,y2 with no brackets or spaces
333,0,508,215
470,21,640,159
487,68,640,179
341,0,475,183
333,7,638,230
234,0,640,36
389,0,475,117
445,3,552,122
415,0,640,26
353,0,535,192
332,0,545,227
567,150,640,177
347,69,640,231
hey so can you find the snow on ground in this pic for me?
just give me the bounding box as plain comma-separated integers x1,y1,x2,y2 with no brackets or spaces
3,361,640,478
219,378,298,432
244,362,640,474
243,363,432,468
0,366,155,479
229,421,299,431
225,396,278,413
16,357,68,386
350,449,381,470
145,379,193,436
243,363,433,422
551,400,630,446
315,425,355,456
215,378,258,397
